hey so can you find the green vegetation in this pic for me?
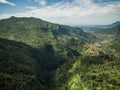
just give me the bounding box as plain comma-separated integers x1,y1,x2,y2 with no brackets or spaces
0,17,120,90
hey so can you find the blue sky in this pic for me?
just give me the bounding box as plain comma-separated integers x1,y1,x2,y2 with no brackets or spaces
0,0,120,25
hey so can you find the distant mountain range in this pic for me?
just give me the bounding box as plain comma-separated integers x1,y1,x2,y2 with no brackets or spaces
79,21,120,31
110,21,120,27
0,17,120,90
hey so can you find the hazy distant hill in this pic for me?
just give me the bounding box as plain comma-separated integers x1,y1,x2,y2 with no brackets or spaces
80,21,120,32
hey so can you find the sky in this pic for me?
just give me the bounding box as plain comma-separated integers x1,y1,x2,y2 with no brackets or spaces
0,0,120,25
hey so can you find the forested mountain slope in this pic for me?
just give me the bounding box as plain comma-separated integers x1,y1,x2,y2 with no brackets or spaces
0,17,96,90
0,17,120,90
0,38,52,90
0,16,95,47
53,22,120,90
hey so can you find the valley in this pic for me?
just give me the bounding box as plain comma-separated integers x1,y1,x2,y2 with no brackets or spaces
0,17,120,90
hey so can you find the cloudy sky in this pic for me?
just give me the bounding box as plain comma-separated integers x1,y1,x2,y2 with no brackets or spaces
0,0,120,25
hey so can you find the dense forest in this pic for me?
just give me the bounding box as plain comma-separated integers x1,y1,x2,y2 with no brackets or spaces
0,17,120,90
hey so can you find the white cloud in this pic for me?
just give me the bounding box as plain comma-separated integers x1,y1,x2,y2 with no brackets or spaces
0,0,15,6
73,0,92,6
26,6,38,10
0,0,120,25
34,0,47,7
27,0,47,7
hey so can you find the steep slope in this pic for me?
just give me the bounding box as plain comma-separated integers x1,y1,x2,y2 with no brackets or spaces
0,17,97,90
110,25,120,52
82,22,120,54
0,17,96,59
0,17,120,90
53,22,120,90
0,16,95,47
0,38,49,90
54,55,120,90
0,37,68,90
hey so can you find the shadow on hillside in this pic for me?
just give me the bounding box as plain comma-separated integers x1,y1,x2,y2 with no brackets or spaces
0,38,64,90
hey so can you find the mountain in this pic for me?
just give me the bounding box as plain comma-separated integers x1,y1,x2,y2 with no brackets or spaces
4,16,96,53
93,22,120,35
0,17,120,90
80,21,120,32
110,21,120,27
0,17,96,90
0,38,47,90
54,22,120,90
82,21,120,56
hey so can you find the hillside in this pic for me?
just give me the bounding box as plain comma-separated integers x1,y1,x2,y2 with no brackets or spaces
0,17,120,90
53,22,120,90
0,38,50,90
0,17,96,90
0,16,95,46
86,22,120,53
0,17,96,60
